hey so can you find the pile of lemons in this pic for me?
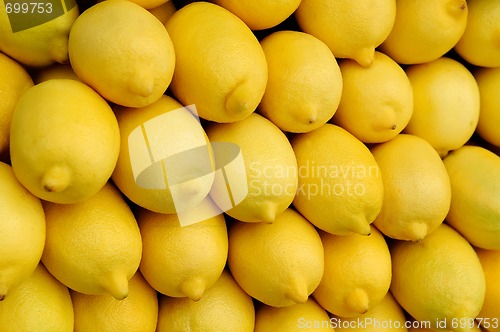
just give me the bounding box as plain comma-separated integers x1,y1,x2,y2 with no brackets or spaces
1,0,500,331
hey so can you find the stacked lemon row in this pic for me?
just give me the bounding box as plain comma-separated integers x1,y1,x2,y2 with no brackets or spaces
0,0,500,331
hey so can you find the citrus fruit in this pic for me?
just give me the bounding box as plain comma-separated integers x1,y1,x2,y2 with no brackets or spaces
332,51,413,143
165,1,268,123
292,124,384,235
255,297,331,332
206,113,297,223
0,263,74,332
137,203,228,301
9,79,120,204
0,161,45,301
112,95,215,214
41,182,143,300
68,0,175,107
455,0,500,67
474,66,500,147
476,248,500,332
371,134,451,241
390,223,486,332
443,145,500,250
156,270,255,332
148,0,176,24
333,292,407,332
213,0,301,30
313,225,392,318
0,52,33,162
0,0,79,67
228,208,324,307
33,63,79,84
258,30,343,133
403,57,480,157
295,0,396,67
71,271,158,332
379,0,468,64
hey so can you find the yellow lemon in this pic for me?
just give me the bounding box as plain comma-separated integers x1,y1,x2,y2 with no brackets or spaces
41,182,143,300
443,145,500,250
228,208,324,307
255,297,332,332
165,1,267,123
403,57,480,158
476,248,500,332
0,161,45,301
258,30,343,133
333,292,407,332
313,225,392,318
0,263,74,332
332,51,413,143
295,0,396,67
0,0,79,67
68,0,175,107
148,0,176,24
33,63,79,84
112,96,215,214
379,0,468,65
371,134,451,241
455,0,500,67
291,124,384,235
213,0,301,30
0,52,33,162
137,201,228,301
9,79,120,204
474,67,500,147
206,113,297,223
126,0,170,10
156,270,255,332
71,271,158,332
390,223,486,332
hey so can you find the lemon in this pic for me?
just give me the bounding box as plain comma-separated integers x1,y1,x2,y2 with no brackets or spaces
255,297,332,332
206,113,297,223
258,30,343,133
71,271,158,332
390,223,486,332
9,79,120,204
126,0,169,10
313,225,392,318
68,0,175,107
403,57,480,158
148,0,176,24
371,134,451,241
41,182,143,300
0,0,79,67
156,270,255,332
333,292,407,332
165,1,267,123
0,52,33,162
0,263,74,332
455,0,500,67
291,124,384,235
474,67,500,147
476,248,500,332
228,208,324,307
295,0,396,67
137,203,228,301
0,161,45,301
213,0,301,30
379,0,468,65
33,63,79,84
112,95,215,214
332,51,413,143
443,145,500,250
